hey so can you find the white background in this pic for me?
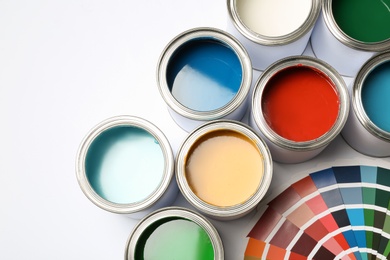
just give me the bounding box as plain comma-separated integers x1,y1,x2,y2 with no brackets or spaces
1,1,389,259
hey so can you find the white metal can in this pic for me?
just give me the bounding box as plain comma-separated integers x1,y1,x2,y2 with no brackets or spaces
157,27,252,132
124,207,224,260
176,120,273,220
76,116,178,219
341,51,390,157
250,56,350,163
226,0,321,71
310,0,390,77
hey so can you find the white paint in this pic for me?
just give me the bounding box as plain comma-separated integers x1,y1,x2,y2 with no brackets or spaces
235,0,312,37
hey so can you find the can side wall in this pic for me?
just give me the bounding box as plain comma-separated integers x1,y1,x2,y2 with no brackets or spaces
310,13,375,77
226,19,312,71
167,94,249,132
126,176,179,219
341,85,390,157
248,112,326,163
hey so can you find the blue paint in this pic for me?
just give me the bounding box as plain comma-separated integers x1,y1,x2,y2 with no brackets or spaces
85,126,165,204
361,61,390,132
166,39,242,112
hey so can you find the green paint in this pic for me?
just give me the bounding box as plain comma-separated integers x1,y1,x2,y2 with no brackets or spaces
332,0,390,43
135,218,214,260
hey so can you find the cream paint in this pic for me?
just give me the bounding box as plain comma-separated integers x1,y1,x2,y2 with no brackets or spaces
184,130,264,207
236,0,312,37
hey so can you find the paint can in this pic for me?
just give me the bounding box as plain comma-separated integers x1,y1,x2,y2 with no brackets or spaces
176,120,273,220
124,206,224,260
250,56,350,164
310,0,390,77
341,51,390,157
157,27,252,132
226,0,321,71
76,115,178,219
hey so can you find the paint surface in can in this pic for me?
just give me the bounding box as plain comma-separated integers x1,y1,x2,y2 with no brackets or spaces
166,40,242,111
262,66,340,142
134,218,214,260
85,126,164,204
332,0,390,43
361,61,390,132
235,0,312,37
185,129,264,207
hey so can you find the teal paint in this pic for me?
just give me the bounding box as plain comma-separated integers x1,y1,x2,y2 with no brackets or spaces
361,61,390,132
85,126,165,204
166,39,242,112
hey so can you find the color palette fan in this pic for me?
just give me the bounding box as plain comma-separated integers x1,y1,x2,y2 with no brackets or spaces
244,165,390,260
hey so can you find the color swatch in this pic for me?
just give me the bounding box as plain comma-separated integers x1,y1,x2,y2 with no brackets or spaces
244,165,390,260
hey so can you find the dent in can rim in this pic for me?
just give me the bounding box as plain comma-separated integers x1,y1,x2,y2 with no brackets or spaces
124,206,224,260
156,27,252,122
226,0,321,46
352,51,390,142
76,115,174,214
322,0,390,52
176,120,273,219
252,55,350,151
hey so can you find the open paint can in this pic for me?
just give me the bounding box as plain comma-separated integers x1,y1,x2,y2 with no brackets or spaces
311,0,390,77
226,0,321,71
124,206,224,260
157,27,252,132
250,56,349,163
176,120,273,220
341,51,390,157
76,116,178,219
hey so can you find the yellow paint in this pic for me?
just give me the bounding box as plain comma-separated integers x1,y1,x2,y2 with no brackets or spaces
185,130,264,207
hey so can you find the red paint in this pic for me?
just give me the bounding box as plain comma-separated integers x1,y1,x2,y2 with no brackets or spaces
262,66,340,142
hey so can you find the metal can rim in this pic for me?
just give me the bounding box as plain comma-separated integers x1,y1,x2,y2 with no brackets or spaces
252,55,350,151
124,206,224,260
176,120,273,219
156,27,252,122
226,0,321,46
322,0,390,52
75,115,175,214
352,51,390,142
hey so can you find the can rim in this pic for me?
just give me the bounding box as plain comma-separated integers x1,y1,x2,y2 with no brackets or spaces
176,120,273,219
322,0,390,52
156,27,252,121
75,115,175,214
124,206,224,260
352,51,390,142
252,55,350,151
226,0,321,46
